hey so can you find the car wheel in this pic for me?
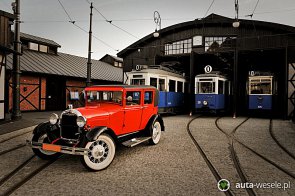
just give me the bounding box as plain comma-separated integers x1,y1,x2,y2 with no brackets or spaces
81,133,116,171
149,120,161,145
32,131,60,160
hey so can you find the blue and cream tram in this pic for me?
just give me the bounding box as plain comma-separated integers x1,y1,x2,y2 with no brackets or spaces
248,75,274,110
195,73,230,112
125,65,186,113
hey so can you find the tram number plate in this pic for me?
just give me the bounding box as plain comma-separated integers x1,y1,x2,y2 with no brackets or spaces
42,144,61,152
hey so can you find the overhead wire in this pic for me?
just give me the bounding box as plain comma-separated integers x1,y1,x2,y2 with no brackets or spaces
57,0,118,52
203,0,216,18
85,0,139,39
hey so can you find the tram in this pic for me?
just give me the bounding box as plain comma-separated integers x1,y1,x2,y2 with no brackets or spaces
195,73,230,112
248,74,274,110
125,65,186,113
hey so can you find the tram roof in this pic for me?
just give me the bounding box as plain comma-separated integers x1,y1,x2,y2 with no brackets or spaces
129,68,185,78
195,73,227,79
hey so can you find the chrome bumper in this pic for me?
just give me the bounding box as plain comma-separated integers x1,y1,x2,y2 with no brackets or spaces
26,140,90,156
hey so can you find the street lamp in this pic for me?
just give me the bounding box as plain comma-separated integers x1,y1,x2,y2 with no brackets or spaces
153,11,161,38
233,0,240,28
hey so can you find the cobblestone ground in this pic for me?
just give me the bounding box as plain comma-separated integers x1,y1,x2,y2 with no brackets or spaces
0,116,294,196
1,116,221,196
234,118,295,196
189,116,249,196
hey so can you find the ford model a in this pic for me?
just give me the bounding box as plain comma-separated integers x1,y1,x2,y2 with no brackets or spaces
28,85,164,171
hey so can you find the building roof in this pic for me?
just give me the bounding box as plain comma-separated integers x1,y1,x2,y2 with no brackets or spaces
6,50,123,82
100,54,123,62
20,32,61,48
117,13,295,57
0,10,14,19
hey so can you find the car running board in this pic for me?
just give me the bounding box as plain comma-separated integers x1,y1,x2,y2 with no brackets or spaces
122,137,151,147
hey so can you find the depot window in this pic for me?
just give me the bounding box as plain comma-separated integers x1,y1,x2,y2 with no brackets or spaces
204,36,236,52
165,39,192,55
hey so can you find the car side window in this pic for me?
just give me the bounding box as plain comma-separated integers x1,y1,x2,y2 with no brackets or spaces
144,91,153,104
126,91,141,105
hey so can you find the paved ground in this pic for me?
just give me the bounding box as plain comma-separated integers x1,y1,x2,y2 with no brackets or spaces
0,115,294,195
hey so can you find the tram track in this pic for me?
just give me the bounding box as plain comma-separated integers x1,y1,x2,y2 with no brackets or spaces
187,115,234,196
215,117,256,196
216,117,295,180
0,143,26,156
0,154,60,196
269,119,295,160
0,129,33,144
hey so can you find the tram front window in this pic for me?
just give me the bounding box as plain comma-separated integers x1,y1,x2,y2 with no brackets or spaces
131,79,145,85
199,82,215,94
250,80,271,95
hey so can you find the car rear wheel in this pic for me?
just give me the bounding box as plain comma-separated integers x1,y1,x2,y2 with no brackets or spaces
32,131,60,160
149,120,161,145
81,133,116,171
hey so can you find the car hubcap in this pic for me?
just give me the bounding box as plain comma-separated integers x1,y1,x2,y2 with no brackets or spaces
153,125,160,139
88,141,109,163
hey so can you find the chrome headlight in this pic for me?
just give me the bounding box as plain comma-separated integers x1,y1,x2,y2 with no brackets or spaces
49,113,59,125
77,116,87,128
203,100,208,106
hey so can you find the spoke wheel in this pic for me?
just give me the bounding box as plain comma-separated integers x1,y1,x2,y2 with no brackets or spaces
81,133,115,171
32,130,60,160
149,121,161,145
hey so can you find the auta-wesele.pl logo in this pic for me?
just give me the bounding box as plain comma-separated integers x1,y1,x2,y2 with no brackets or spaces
218,179,230,191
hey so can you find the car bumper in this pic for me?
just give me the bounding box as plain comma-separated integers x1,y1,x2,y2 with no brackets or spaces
26,140,90,156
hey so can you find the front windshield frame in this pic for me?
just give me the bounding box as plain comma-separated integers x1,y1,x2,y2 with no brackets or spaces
85,90,123,105
197,82,215,94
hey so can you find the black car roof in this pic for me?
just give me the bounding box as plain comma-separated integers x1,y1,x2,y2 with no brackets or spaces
87,85,157,90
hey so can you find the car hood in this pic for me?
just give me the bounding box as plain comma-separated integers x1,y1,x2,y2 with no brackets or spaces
76,106,110,119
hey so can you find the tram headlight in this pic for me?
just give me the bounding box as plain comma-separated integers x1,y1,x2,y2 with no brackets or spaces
203,100,208,106
77,116,87,128
49,113,59,125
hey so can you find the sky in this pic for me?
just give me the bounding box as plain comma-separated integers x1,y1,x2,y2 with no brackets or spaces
0,0,295,60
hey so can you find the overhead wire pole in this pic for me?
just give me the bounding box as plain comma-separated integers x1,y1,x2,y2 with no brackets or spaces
86,2,93,87
12,0,21,120
233,0,240,118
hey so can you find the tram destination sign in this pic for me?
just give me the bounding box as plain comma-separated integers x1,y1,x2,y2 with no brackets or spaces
204,65,212,73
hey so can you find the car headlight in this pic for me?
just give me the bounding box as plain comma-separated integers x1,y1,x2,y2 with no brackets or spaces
49,113,59,125
77,116,87,128
203,100,208,106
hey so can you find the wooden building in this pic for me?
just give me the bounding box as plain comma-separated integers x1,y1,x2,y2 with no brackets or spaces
5,33,123,115
100,54,123,68
0,10,15,121
118,14,295,118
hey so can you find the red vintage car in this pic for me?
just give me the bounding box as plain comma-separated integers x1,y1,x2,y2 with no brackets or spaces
28,85,164,171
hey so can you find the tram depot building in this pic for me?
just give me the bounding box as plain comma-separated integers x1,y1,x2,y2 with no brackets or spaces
118,14,295,119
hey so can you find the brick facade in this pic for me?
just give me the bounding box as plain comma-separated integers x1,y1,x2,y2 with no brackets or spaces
9,75,46,111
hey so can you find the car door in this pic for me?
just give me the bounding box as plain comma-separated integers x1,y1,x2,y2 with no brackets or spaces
122,90,143,134
140,90,155,130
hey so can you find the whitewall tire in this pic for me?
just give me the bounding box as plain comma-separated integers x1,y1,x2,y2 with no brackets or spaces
81,133,116,171
149,121,161,145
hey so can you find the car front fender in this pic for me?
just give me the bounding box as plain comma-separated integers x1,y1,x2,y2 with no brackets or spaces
86,126,108,141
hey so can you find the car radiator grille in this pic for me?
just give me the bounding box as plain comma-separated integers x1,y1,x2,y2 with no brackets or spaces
60,113,79,140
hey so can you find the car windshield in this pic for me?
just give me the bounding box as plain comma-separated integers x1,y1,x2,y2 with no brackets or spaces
86,90,123,105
